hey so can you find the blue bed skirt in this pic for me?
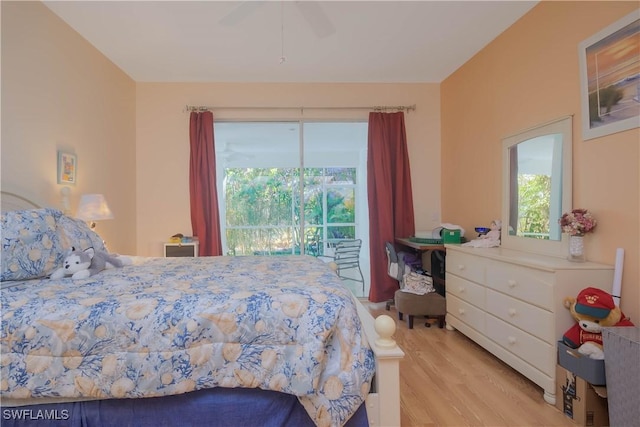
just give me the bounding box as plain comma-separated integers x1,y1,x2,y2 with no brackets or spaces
2,387,368,427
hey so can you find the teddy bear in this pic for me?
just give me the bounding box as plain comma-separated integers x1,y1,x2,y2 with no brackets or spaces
562,286,634,359
50,246,131,280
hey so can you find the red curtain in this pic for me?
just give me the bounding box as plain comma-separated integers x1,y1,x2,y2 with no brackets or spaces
367,112,415,302
189,111,223,256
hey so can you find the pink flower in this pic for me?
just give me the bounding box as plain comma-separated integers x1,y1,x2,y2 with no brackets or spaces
559,209,597,236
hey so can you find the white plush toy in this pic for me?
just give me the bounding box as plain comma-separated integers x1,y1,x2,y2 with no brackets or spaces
50,247,130,280
462,220,502,248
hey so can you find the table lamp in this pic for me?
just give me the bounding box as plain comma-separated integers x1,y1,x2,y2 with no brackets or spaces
76,194,114,229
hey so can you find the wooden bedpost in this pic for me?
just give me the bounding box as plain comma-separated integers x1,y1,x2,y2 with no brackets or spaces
330,259,404,426
355,301,404,427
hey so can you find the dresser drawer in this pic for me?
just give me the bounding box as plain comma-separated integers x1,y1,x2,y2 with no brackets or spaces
446,274,485,310
485,289,555,343
485,260,554,309
447,294,485,334
485,314,555,376
446,251,485,284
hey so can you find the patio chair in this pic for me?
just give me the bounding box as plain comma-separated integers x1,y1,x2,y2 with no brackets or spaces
332,239,365,292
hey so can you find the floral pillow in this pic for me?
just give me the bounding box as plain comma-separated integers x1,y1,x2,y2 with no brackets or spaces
55,214,106,254
1,208,62,281
1,208,108,282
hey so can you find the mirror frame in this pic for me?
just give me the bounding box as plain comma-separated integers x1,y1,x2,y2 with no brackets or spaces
501,116,572,258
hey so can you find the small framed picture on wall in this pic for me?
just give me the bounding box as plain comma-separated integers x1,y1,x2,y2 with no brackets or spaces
57,151,77,185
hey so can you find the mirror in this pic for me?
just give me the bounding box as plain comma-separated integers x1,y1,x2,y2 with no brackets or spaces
501,116,572,257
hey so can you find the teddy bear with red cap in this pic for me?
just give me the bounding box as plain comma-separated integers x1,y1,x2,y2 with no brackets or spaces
562,287,634,359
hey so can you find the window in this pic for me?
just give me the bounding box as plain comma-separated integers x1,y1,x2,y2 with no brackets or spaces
214,121,369,295
301,167,357,257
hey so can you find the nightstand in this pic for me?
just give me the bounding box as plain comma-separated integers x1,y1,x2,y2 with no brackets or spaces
164,242,199,257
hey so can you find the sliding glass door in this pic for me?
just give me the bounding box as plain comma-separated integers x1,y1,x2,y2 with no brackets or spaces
214,121,369,296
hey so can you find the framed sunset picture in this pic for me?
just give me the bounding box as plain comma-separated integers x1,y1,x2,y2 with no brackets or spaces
579,10,640,140
57,151,77,185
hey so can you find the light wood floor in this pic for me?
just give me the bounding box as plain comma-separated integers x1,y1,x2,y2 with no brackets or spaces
365,302,577,427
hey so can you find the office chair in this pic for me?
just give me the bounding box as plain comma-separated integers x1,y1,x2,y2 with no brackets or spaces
384,241,446,329
332,239,365,293
385,242,402,310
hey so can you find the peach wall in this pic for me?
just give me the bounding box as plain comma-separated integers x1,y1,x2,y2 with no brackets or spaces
442,2,640,321
136,83,440,256
1,1,137,254
6,0,636,321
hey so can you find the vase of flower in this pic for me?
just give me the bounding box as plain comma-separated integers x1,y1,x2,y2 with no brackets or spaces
568,234,586,262
560,208,597,263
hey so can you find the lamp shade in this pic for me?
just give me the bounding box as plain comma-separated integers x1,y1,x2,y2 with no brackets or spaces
76,194,114,222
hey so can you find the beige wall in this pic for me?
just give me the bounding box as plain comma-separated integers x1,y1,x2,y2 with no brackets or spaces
1,1,137,254
136,83,441,256
442,2,640,321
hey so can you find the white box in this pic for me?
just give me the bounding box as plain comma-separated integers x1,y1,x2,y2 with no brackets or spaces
164,242,199,257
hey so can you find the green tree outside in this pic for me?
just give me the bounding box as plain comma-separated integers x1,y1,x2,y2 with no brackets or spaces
517,174,551,239
224,167,356,255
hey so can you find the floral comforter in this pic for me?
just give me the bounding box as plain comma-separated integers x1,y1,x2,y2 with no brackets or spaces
1,255,375,427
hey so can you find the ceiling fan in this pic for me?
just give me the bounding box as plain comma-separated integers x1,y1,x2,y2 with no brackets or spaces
219,1,336,39
217,141,255,162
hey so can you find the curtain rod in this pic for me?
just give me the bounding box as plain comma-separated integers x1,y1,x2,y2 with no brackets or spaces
184,104,416,113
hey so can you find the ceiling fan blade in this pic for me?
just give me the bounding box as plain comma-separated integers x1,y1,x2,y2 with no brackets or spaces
295,1,335,38
219,1,266,26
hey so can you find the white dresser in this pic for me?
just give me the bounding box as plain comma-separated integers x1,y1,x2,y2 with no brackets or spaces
444,245,613,405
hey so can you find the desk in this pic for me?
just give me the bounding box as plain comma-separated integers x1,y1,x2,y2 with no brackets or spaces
395,237,446,295
395,237,445,252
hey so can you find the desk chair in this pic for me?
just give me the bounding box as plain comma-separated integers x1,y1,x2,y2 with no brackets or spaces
385,241,446,329
332,239,365,293
385,242,402,310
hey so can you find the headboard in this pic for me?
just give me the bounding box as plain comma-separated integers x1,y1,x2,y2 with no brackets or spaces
1,191,40,212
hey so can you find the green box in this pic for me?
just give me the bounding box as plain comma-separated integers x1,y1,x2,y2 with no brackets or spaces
442,229,461,243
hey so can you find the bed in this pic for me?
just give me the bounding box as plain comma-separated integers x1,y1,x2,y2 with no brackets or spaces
0,191,404,427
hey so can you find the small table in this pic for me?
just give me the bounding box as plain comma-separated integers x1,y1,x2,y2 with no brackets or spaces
164,241,199,257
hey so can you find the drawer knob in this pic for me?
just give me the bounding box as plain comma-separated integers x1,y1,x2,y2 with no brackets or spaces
458,308,466,315
508,279,517,288
508,308,517,317
508,336,517,345
458,287,466,293
458,264,465,271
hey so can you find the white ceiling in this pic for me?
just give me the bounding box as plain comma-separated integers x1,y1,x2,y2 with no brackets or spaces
43,0,538,83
